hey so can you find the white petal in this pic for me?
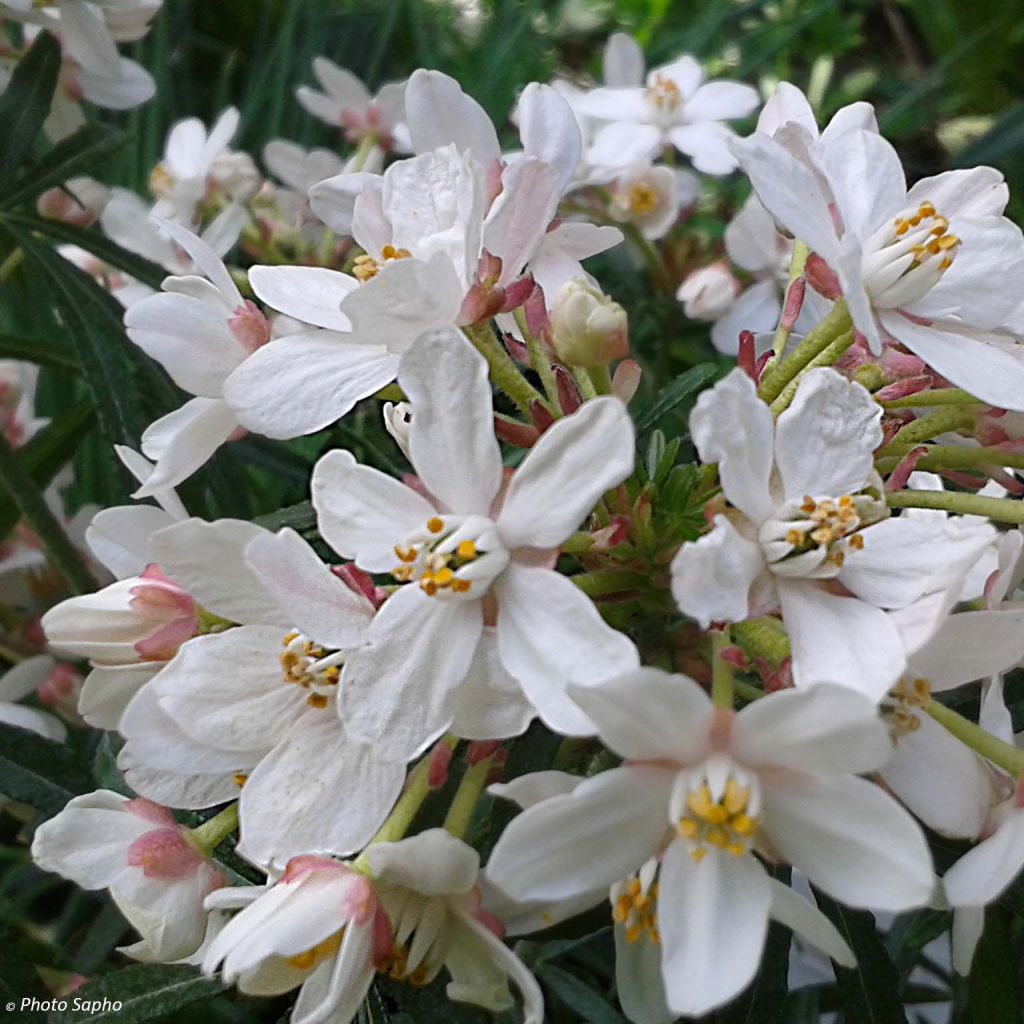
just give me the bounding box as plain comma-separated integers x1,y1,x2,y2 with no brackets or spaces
292,918,376,1024
588,122,662,169
602,33,645,88
517,83,581,195
224,331,398,440
773,369,881,501
669,122,741,176
86,505,176,579
779,580,906,700
685,82,759,122
671,515,765,628
312,57,371,109
615,922,673,1024
308,171,384,237
756,82,817,138
944,810,1024,907
367,828,479,895
489,770,584,809
404,69,500,166
711,280,782,355
398,327,502,516
658,843,772,1017
759,772,934,911
248,265,356,332
906,166,1008,220
821,130,906,240
577,88,650,123
486,765,675,902
79,664,157,730
312,449,435,572
498,397,635,549
568,667,712,763
952,906,985,976
733,685,891,774
767,878,855,967
340,584,482,762
0,654,56,702
238,716,404,870
150,517,282,626
244,528,375,649
495,564,639,736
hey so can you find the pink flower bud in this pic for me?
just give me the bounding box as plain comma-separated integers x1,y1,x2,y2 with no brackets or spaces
804,254,841,299
612,359,642,404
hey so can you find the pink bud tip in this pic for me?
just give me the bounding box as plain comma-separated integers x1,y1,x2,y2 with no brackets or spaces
126,828,204,880
466,740,501,766
428,742,453,790
804,254,841,300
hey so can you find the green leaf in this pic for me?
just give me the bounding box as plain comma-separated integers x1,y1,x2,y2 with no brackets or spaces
0,722,90,816
968,906,1020,1024
634,363,719,432
49,964,222,1024
0,332,78,371
253,499,317,533
812,891,909,1024
3,125,128,210
537,963,627,1024
0,31,61,190
0,923,49,1015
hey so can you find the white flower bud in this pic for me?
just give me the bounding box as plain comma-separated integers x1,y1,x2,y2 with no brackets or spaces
676,262,739,321
549,279,629,368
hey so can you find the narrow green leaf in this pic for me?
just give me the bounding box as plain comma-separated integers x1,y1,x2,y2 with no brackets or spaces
0,333,78,370
0,923,49,1014
538,963,627,1024
0,31,61,189
48,964,222,1024
812,890,909,1024
634,363,719,432
0,722,90,815
968,906,1020,1024
4,125,128,210
73,902,130,976
253,499,317,533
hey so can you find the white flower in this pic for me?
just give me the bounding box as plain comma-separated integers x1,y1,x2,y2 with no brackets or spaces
296,57,408,151
608,161,689,240
577,54,759,174
118,520,403,869
735,104,1024,409
205,832,542,1024
670,368,996,698
311,327,638,762
32,790,224,962
487,669,933,1017
123,221,270,493
0,656,67,741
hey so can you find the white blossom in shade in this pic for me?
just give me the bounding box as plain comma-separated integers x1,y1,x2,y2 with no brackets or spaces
32,790,224,962
608,161,688,241
122,221,270,495
0,656,67,741
676,261,739,321
735,104,1024,409
670,368,996,699
487,669,933,1018
118,520,403,869
296,57,408,151
311,327,638,762
204,833,541,1024
576,53,759,175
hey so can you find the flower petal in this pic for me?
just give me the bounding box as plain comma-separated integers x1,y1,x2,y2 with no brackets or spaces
517,83,582,196
86,505,176,579
367,829,479,895
767,877,855,967
669,121,740,175
943,810,1024,907
685,82,759,122
821,130,906,240
404,69,501,166
248,265,356,332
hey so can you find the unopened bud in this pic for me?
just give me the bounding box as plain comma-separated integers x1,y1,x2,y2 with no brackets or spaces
549,279,629,368
676,262,738,321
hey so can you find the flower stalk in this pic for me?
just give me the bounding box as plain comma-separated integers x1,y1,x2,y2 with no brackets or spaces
926,698,1024,779
771,240,809,358
710,626,734,709
886,489,1024,525
443,751,497,840
187,803,239,857
768,329,855,415
464,323,549,417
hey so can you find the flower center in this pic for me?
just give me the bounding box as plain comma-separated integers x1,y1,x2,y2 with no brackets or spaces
888,676,930,736
627,181,659,216
861,200,960,310
391,514,509,600
353,244,412,283
674,766,761,861
286,929,344,971
279,631,345,709
612,874,660,945
646,75,682,120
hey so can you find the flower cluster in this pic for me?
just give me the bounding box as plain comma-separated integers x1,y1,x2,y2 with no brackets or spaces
9,25,1024,1024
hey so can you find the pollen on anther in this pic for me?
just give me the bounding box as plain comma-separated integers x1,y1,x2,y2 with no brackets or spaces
456,540,477,560
427,516,444,534
233,773,248,787
307,693,329,709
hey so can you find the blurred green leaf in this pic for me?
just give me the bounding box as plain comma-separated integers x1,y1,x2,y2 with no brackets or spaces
0,332,79,371
968,906,1020,1024
634,364,719,433
537,962,627,1024
0,722,90,816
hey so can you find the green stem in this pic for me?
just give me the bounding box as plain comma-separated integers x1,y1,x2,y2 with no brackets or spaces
571,568,648,597
758,299,851,404
0,431,97,595
187,803,239,857
464,324,546,418
711,627,734,709
443,752,496,839
876,444,1024,474
573,366,598,400
516,310,561,410
926,699,1024,778
886,489,1024,525
587,364,614,396
355,736,457,868
347,134,378,173
0,643,25,665
734,680,765,703
889,408,976,446
0,247,23,284
772,240,809,359
768,329,856,416
879,388,982,410
561,532,594,555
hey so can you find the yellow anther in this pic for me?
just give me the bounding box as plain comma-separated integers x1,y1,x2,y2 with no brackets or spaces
233,773,248,788
704,804,729,826
307,693,328,709
705,826,730,848
393,545,417,563
451,578,472,593
613,896,631,923
456,540,477,560
786,529,803,546
848,534,864,550
322,666,340,684
628,181,658,215
420,578,438,596
686,784,713,820
731,813,756,837
287,931,343,971
937,233,959,250
810,526,834,546
828,550,845,567
432,567,454,587
677,817,699,838
918,201,935,217
427,516,444,534
626,877,642,897
838,495,853,508
723,779,748,815
940,257,953,271
725,843,745,857
930,216,948,236
283,631,299,645
626,925,642,943
800,496,816,514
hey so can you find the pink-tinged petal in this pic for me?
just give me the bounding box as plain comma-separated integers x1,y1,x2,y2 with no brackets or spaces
248,265,356,332
778,580,906,700
224,331,399,439
312,449,436,572
685,81,759,122
759,772,934,911
672,516,765,629
487,765,675,902
587,121,662,169
821,130,906,240
774,369,881,501
881,710,993,839
136,398,239,496
340,584,483,762
603,33,645,87
495,564,639,736
944,810,1024,907
126,827,203,879
880,313,1024,412
568,667,712,763
312,57,372,109
404,69,500,166
244,528,374,650
238,716,404,870
733,685,890,775
152,217,242,305
658,843,772,1017
398,327,503,516
498,397,635,549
